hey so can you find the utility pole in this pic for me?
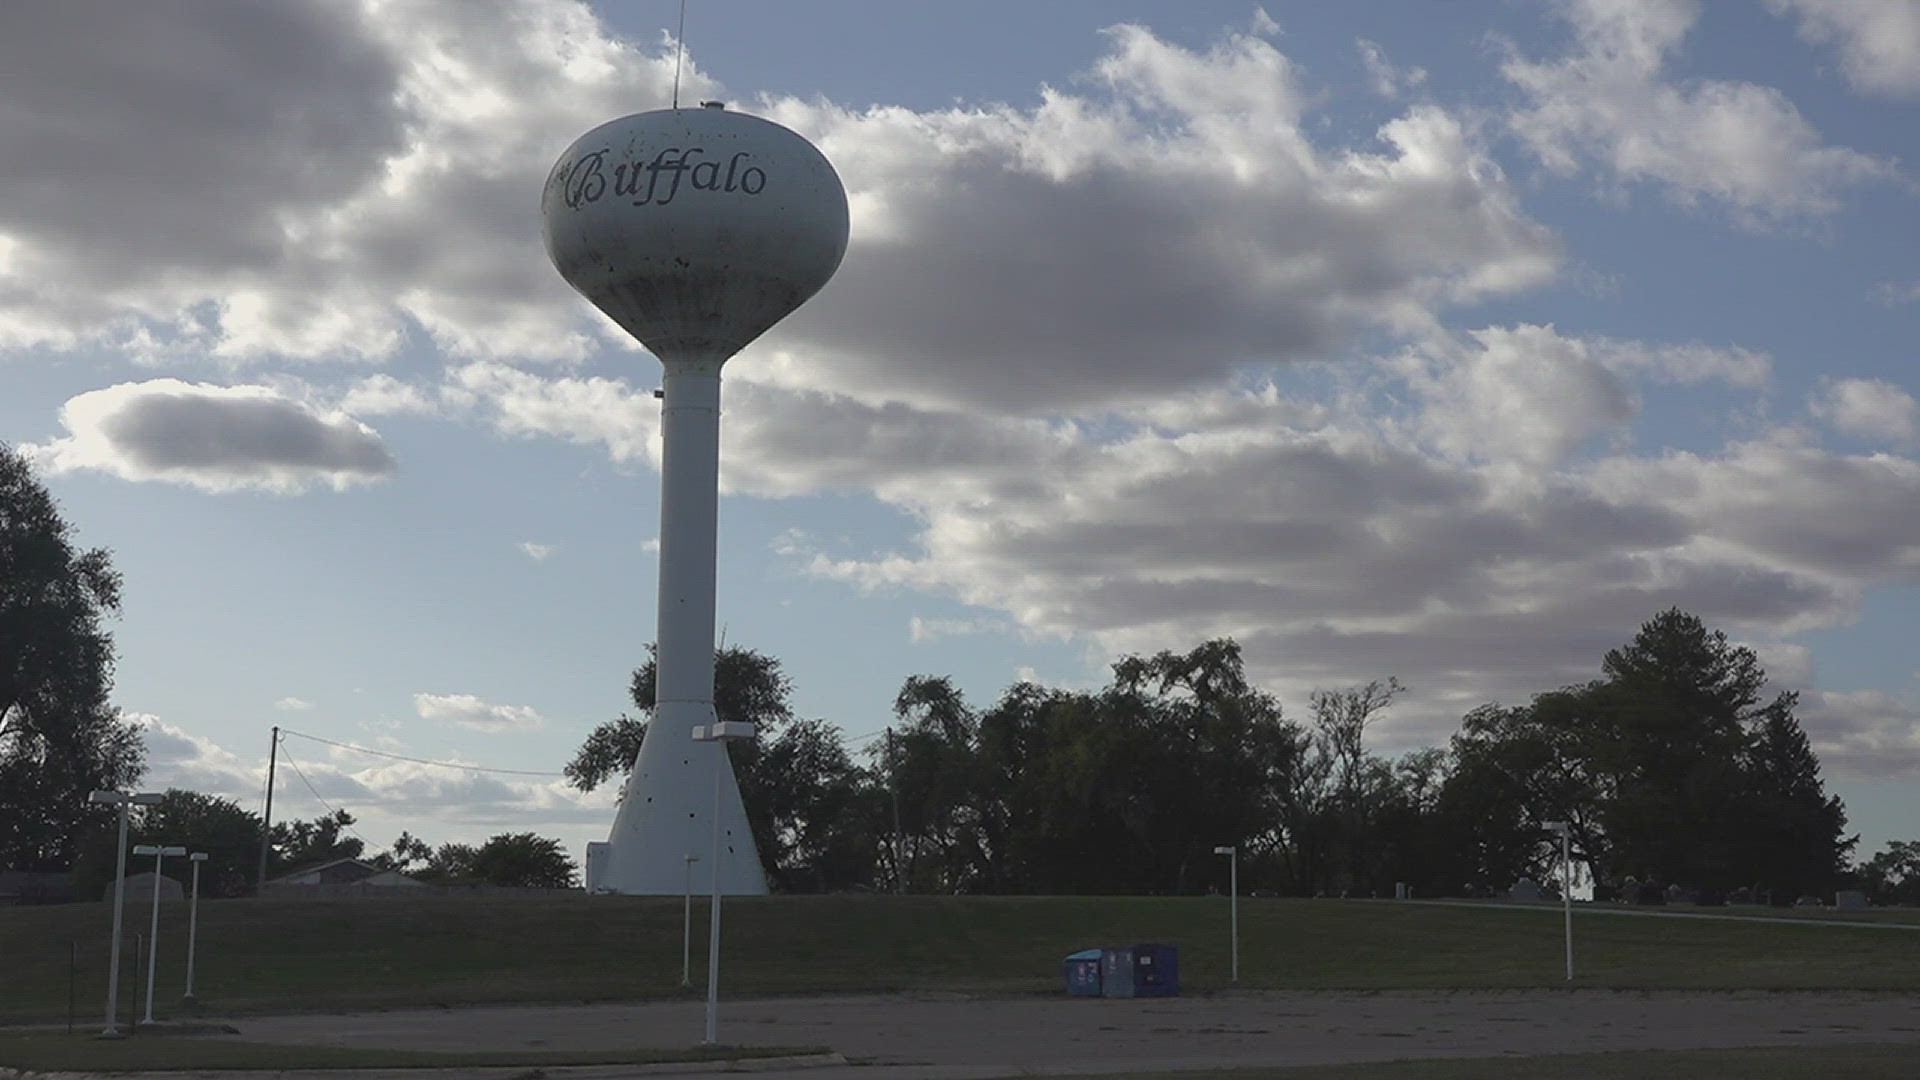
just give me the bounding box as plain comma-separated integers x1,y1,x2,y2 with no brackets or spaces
887,729,904,894
256,726,279,890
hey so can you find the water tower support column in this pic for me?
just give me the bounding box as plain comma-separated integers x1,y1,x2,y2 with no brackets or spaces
602,361,763,895
653,361,723,757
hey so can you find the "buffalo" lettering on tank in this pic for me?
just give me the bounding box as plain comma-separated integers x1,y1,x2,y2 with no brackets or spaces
554,147,767,209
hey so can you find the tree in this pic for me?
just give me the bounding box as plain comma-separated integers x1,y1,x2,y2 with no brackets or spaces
416,841,478,884
1858,841,1920,906
567,643,883,891
564,644,795,792
134,790,264,897
469,832,577,888
270,809,364,871
739,718,879,893
964,639,1306,895
1439,609,1853,899
370,830,435,874
878,675,984,892
0,444,145,869
1300,678,1405,893
1739,698,1853,898
1441,702,1595,894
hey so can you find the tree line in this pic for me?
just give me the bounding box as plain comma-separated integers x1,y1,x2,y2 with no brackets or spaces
569,612,1859,902
62,790,579,898
0,441,1907,903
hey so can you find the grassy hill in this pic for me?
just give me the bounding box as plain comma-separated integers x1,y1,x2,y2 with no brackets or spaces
5,894,1919,1023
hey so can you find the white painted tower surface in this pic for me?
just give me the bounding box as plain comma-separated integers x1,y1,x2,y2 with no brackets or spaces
542,104,849,895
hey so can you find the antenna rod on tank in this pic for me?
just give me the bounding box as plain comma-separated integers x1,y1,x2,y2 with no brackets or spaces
672,0,689,109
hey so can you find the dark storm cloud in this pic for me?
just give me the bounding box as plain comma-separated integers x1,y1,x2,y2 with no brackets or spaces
0,1,404,286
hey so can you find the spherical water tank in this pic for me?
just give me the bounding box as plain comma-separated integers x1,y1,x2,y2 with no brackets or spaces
541,105,849,366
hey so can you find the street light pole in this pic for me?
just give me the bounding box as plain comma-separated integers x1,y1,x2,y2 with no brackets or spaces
133,844,186,1024
1545,822,1572,982
681,853,700,988
1213,845,1238,983
184,853,207,1002
89,790,161,1037
693,720,755,1046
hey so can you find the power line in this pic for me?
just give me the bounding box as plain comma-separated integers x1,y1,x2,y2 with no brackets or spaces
279,728,563,778
277,744,371,849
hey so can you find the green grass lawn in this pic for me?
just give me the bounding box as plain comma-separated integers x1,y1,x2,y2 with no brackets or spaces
0,1031,820,1073
6,894,1920,1023
1069,1044,1920,1079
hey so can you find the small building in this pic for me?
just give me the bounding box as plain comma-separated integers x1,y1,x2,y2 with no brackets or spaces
108,872,184,902
263,858,424,889
1509,877,1542,901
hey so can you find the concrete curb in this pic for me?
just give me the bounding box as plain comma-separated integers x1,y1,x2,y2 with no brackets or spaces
0,1052,850,1080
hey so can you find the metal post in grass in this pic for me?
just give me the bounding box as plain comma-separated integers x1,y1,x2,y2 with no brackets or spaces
133,844,187,1024
694,721,756,1045
1545,821,1573,981
89,789,162,1037
185,852,208,1002
682,852,700,988
129,933,141,1035
1213,845,1238,983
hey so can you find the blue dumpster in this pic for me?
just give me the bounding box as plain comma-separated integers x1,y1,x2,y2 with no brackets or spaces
1099,947,1136,998
1064,948,1103,996
1130,943,1179,997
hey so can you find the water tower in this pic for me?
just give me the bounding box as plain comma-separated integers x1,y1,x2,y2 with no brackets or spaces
542,103,849,895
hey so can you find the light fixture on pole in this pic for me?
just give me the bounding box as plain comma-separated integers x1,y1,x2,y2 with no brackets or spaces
681,852,700,988
132,844,187,1024
88,790,162,1037
692,720,756,1045
1543,821,1573,982
184,852,208,1002
1213,846,1239,983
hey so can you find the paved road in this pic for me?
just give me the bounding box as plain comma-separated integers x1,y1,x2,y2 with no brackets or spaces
209,991,1920,1079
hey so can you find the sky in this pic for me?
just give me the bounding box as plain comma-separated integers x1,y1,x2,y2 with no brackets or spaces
3,0,1917,870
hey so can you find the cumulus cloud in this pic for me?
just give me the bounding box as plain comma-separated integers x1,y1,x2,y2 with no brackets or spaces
1770,0,1920,100
756,28,1558,411
8,1,1557,412
909,615,1013,644
340,375,436,416
1811,378,1918,441
0,0,709,360
437,322,1915,756
413,692,546,732
450,361,659,463
1400,325,1640,469
273,697,316,712
1503,0,1895,222
134,714,261,800
13,1,1919,781
1801,689,1920,778
136,714,614,859
1358,38,1427,100
710,367,1908,751
22,379,396,493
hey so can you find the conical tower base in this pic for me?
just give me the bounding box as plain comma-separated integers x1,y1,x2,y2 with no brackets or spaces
588,700,767,895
